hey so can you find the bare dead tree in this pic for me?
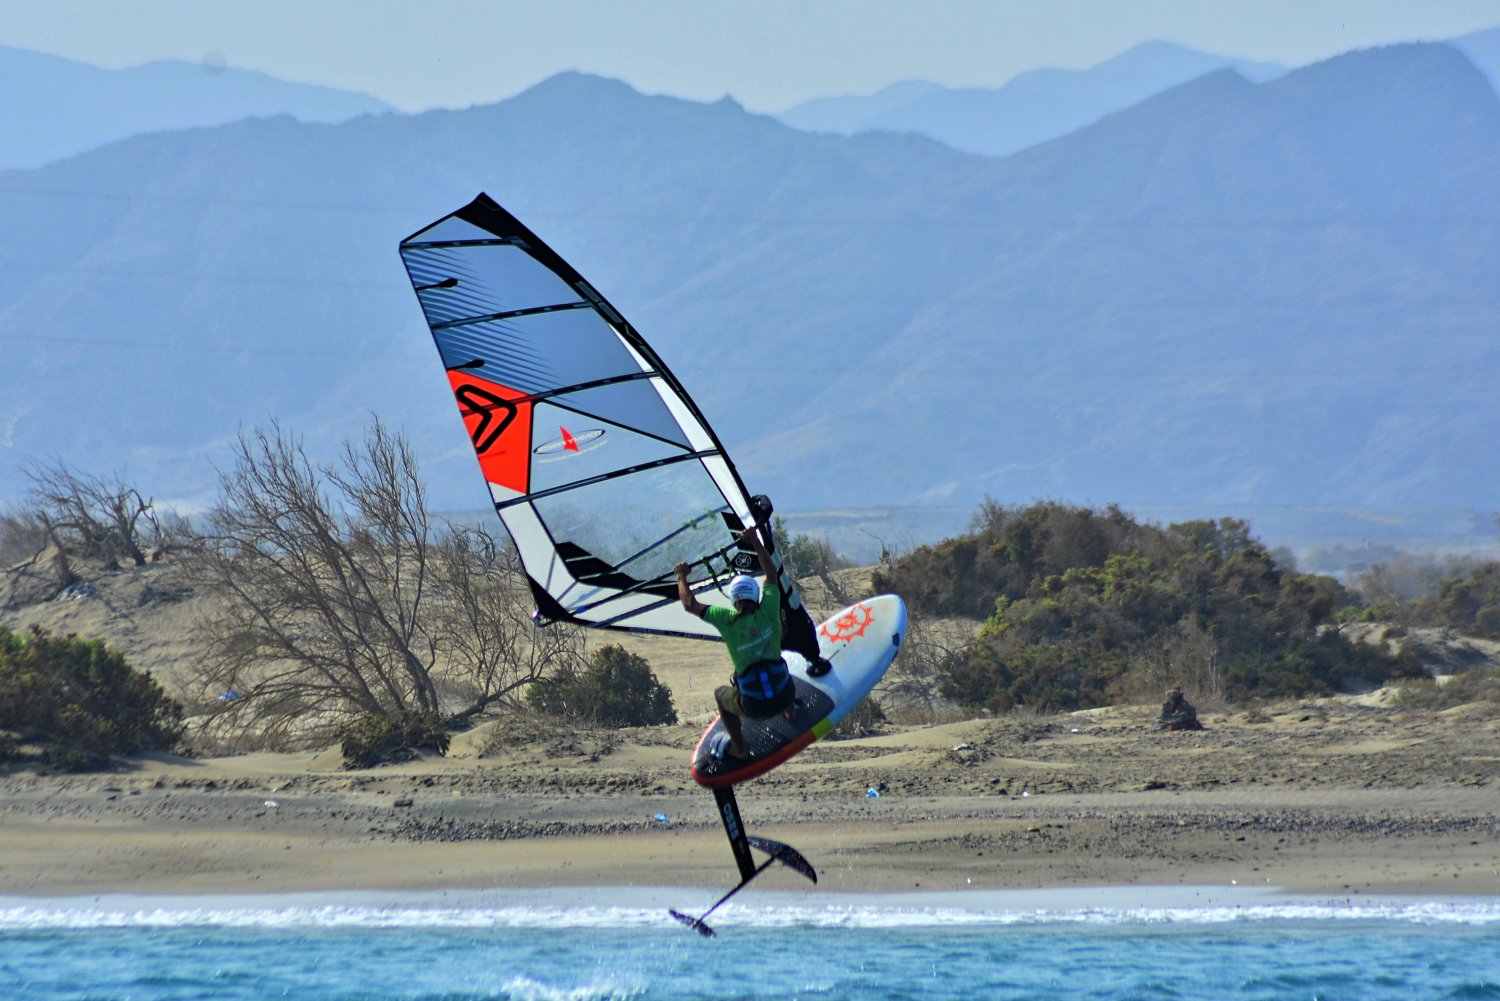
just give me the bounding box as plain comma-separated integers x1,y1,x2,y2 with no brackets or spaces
434,528,587,726
38,512,79,591
1120,615,1226,710
0,507,49,568
20,460,173,570
191,419,583,749
879,609,975,723
190,420,434,744
0,506,79,609
811,541,853,607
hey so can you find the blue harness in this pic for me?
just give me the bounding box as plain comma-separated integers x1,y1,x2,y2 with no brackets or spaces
735,658,794,718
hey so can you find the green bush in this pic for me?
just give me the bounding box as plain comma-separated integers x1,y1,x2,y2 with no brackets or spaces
872,500,1146,618
1341,558,1500,637
1390,669,1500,710
874,504,1419,713
1420,563,1500,640
525,644,676,727
335,708,451,769
0,624,184,770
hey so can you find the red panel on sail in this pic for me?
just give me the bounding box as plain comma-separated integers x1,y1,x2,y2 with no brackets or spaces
447,371,532,494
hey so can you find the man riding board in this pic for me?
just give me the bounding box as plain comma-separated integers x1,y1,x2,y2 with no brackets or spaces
675,526,798,760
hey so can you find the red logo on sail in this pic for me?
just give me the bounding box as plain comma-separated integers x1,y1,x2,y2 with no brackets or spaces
448,372,531,494
534,426,606,459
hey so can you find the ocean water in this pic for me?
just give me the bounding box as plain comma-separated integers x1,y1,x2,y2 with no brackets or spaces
2,888,1499,1000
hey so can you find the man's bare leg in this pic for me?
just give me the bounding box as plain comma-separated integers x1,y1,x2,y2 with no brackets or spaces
719,710,748,758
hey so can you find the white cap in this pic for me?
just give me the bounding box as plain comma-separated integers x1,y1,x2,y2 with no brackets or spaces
728,574,761,603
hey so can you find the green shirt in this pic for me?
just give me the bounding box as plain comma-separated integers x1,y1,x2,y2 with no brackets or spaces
701,581,782,675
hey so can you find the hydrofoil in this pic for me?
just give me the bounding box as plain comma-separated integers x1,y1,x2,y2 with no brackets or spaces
671,594,906,933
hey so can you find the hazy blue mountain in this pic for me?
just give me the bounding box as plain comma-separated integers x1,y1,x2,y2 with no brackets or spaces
774,41,1285,157
774,80,947,133
2,45,1497,526
801,43,1500,514
0,44,393,170
1452,26,1500,92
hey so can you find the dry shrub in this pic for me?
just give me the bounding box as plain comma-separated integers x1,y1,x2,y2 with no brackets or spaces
1390,669,1500,711
1113,616,1229,712
877,610,979,724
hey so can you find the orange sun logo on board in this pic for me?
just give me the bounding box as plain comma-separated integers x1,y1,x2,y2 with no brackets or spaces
820,602,875,643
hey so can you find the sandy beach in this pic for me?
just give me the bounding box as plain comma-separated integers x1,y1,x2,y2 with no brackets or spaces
3,701,1498,900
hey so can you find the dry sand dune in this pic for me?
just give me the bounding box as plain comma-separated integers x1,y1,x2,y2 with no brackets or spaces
3,557,1500,899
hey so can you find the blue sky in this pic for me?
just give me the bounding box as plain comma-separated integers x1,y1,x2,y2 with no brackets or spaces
3,0,1499,112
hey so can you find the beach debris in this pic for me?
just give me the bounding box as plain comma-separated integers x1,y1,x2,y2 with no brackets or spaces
58,581,96,601
263,799,279,809
654,813,669,824
866,787,880,798
953,742,976,751
393,798,414,808
218,690,241,702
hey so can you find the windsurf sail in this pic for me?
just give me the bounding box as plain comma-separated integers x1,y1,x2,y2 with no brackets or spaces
399,193,762,640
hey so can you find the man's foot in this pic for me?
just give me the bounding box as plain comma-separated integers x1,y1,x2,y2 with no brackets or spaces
807,657,833,678
709,731,751,761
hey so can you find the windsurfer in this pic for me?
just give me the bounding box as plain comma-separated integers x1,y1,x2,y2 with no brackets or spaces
675,527,797,760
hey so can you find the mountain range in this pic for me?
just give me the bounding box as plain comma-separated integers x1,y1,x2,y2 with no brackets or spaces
0,44,392,171
1,42,1498,532
1452,25,1500,92
775,40,1286,157
775,28,1500,160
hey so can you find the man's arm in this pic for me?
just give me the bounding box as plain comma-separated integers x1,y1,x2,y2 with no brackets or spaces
674,562,707,617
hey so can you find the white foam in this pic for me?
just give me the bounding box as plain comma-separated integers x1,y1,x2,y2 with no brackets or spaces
2,888,1497,930
497,974,644,1001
